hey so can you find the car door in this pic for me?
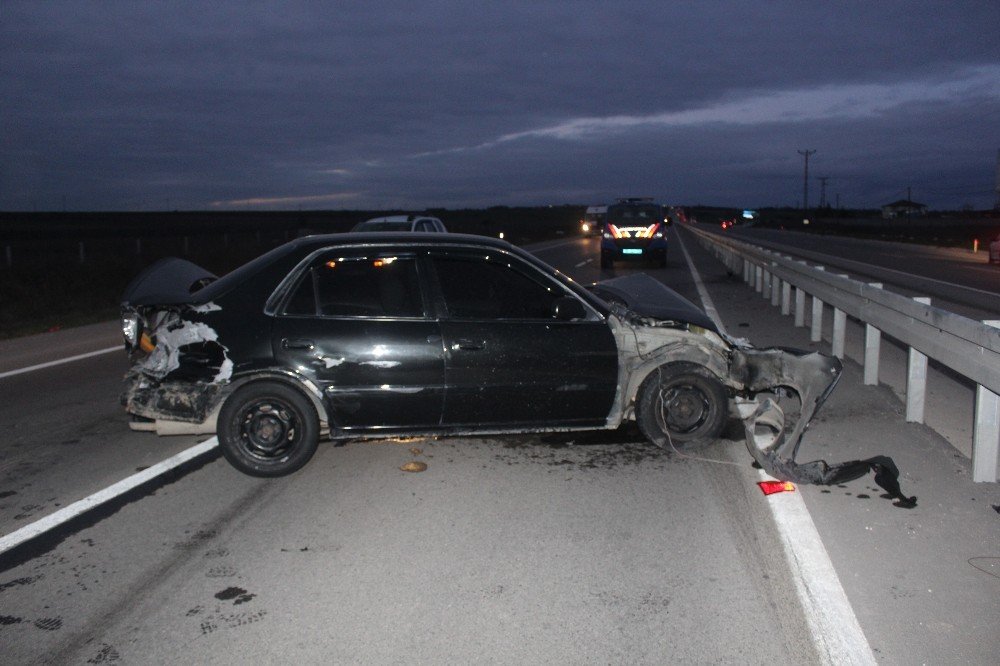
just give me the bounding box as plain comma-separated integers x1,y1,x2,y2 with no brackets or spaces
272,248,445,430
427,249,618,428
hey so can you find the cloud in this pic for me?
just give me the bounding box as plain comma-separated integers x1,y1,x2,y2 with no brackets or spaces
415,65,1000,156
211,192,363,207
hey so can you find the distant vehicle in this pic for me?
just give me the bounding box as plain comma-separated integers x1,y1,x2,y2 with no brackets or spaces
601,198,669,268
581,205,606,236
352,215,447,233
989,234,1000,264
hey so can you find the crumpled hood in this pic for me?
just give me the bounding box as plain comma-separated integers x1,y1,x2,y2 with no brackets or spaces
121,257,217,306
589,273,718,332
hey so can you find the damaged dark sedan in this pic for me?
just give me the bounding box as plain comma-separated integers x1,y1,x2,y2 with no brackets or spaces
121,232,851,488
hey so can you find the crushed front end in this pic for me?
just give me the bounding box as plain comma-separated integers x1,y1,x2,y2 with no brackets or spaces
597,273,915,506
121,305,232,428
119,258,231,432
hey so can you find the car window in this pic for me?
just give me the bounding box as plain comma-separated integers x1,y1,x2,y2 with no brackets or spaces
431,253,563,320
284,253,424,318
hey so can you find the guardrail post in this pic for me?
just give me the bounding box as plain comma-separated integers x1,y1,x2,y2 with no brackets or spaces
973,320,1000,483
762,269,771,297
794,287,806,327
770,269,781,306
810,268,825,342
905,296,932,423
831,274,849,358
781,282,791,315
743,260,751,284
811,296,824,342
864,283,884,385
755,266,763,293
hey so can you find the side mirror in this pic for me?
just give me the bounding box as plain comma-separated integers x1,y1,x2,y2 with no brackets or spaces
552,296,586,321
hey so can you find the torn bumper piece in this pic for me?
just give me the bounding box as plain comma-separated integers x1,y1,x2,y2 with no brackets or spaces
733,348,917,507
121,373,222,425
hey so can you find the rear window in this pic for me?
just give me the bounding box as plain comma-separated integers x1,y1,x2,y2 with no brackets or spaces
607,204,661,224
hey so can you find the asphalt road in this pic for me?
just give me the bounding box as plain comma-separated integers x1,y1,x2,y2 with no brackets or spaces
716,225,1000,319
1,230,997,664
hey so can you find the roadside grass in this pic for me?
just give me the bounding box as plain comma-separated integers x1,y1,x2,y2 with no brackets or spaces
1,262,133,338
0,240,267,339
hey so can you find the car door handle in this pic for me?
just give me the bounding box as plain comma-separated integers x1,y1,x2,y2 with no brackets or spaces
452,338,485,351
282,338,315,350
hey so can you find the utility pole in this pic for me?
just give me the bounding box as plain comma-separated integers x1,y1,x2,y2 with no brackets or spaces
817,176,829,208
798,149,816,213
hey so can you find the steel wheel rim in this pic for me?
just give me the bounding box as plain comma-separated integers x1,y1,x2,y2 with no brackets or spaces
659,384,711,434
238,399,299,460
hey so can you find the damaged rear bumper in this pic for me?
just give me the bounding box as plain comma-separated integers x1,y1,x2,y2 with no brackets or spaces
121,371,222,425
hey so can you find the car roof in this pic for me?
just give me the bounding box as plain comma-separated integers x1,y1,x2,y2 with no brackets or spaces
290,231,507,252
363,214,440,223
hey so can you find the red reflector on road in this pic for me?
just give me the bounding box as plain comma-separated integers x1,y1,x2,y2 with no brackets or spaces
758,480,796,495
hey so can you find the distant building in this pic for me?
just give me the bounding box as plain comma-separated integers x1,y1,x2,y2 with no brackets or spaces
881,199,927,219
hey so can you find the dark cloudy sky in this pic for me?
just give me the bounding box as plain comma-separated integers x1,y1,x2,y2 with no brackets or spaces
2,1,999,212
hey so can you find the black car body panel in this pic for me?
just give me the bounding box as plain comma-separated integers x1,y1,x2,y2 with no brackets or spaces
120,232,854,484
121,257,218,306
588,274,718,333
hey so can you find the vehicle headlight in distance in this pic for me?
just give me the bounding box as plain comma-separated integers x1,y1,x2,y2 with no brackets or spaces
122,312,140,347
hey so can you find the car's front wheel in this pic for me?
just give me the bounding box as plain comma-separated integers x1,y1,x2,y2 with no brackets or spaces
636,362,728,451
218,381,320,477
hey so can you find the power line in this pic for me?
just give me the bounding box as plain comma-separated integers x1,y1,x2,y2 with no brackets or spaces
798,149,816,212
817,176,830,208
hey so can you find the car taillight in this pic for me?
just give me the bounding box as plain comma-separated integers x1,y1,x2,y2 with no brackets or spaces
758,480,796,495
636,223,660,239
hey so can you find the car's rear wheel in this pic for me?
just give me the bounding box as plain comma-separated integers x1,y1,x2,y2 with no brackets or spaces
636,363,728,451
218,381,319,477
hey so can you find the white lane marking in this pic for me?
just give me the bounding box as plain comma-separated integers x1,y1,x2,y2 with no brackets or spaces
0,346,121,379
0,437,219,555
675,231,726,334
676,230,877,665
575,258,593,267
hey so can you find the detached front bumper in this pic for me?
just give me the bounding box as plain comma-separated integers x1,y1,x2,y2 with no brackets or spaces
729,347,916,505
729,348,842,467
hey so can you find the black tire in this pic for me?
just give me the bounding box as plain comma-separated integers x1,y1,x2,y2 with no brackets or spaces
218,381,320,477
600,252,613,269
636,363,728,451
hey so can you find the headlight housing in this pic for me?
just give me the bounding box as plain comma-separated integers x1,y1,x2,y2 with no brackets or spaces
122,312,140,347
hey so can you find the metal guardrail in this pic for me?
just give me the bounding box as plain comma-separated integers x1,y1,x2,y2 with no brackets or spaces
684,225,1000,483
